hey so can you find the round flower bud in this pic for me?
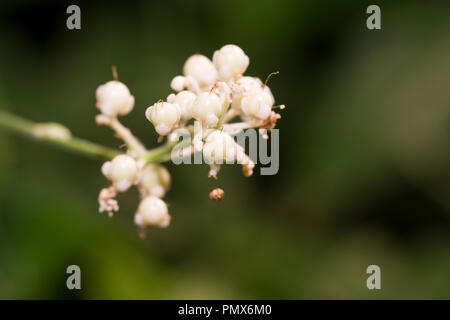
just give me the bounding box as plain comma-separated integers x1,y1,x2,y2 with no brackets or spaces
135,196,171,228
213,44,249,81
145,101,181,136
183,54,218,88
203,130,240,164
96,81,135,117
240,87,274,120
102,154,138,192
192,92,223,127
170,75,186,92
139,164,171,198
231,76,263,111
168,91,197,121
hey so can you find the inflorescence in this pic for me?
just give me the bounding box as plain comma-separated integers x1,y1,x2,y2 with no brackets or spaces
94,44,285,237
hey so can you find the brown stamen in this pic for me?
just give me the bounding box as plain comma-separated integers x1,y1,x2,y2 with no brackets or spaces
209,83,218,94
263,71,279,88
112,66,119,81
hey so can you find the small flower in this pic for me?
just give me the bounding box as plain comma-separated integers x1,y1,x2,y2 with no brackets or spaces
96,81,135,117
145,101,181,136
98,187,119,216
209,188,225,201
170,75,200,93
167,91,197,122
213,44,249,81
170,75,187,92
232,76,263,92
231,76,263,111
192,92,223,127
240,86,274,120
183,54,218,89
102,154,138,192
138,164,171,198
203,130,242,164
134,196,171,228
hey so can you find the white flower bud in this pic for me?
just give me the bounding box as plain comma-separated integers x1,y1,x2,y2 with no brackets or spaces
170,75,201,93
135,196,171,228
213,44,249,81
168,91,197,121
240,87,274,120
166,93,176,103
96,81,135,117
231,76,263,111
102,154,138,192
203,130,242,164
170,75,186,92
183,54,218,88
139,164,171,198
145,101,181,136
192,92,223,127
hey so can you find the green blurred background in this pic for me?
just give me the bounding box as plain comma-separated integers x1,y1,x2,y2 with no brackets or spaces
0,0,450,299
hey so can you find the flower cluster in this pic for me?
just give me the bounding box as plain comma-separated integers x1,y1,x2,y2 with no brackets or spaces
147,44,285,178
94,45,284,237
95,77,172,236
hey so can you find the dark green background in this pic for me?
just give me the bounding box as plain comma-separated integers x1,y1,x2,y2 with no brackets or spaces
0,0,450,299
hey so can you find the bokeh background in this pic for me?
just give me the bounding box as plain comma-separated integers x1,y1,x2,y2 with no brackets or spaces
0,0,450,299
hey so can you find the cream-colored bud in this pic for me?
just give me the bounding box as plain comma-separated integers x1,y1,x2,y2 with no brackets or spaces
145,101,181,135
213,44,249,81
170,75,186,92
102,154,138,192
240,87,274,120
192,92,223,127
135,196,171,228
203,130,241,164
231,76,263,111
139,164,171,198
96,81,135,117
183,54,218,88
169,91,197,121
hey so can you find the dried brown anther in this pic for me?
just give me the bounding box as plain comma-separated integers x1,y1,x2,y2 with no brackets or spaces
209,188,225,201
261,111,281,131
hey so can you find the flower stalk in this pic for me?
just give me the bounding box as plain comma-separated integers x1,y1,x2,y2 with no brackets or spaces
0,109,120,160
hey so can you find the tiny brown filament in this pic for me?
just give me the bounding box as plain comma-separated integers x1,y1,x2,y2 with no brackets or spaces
112,66,119,81
263,71,279,89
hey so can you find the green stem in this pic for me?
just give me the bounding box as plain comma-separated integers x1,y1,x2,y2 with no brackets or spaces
144,141,177,163
0,109,120,160
144,136,195,163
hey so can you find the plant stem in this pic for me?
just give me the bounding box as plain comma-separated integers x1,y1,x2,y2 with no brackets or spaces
0,109,120,160
144,141,177,163
109,117,147,156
